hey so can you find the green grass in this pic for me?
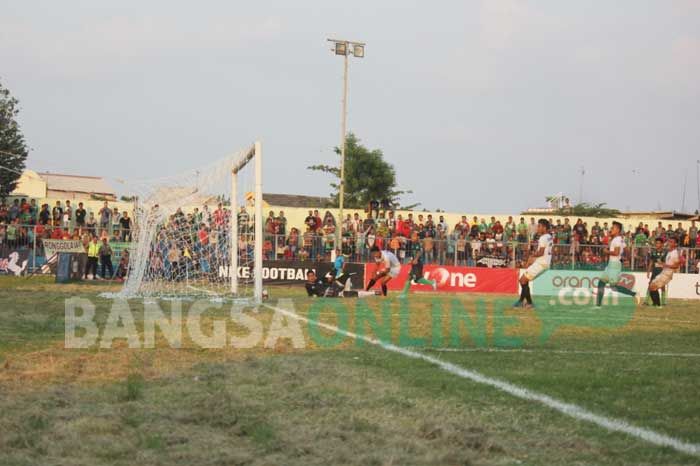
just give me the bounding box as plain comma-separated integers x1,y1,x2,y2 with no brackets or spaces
1,277,699,465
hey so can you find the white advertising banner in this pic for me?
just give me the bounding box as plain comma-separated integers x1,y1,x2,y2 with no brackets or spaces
522,269,700,300
666,273,700,300
42,239,85,257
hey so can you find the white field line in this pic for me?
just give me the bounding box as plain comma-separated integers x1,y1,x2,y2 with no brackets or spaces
312,310,700,327
423,347,700,358
266,303,700,458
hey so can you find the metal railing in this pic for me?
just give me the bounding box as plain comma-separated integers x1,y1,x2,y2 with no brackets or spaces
3,223,700,275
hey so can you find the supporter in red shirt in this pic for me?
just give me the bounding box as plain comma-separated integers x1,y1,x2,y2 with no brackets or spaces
51,227,63,239
198,224,209,246
313,210,322,232
492,221,504,235
396,215,410,237
213,203,225,227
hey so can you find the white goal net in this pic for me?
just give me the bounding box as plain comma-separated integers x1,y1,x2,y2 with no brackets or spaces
117,142,263,302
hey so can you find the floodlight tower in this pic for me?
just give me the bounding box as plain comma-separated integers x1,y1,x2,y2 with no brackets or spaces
327,38,365,250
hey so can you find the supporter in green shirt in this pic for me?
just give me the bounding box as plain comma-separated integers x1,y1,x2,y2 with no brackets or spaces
516,218,529,242
556,227,569,244
504,217,515,240
20,210,31,225
6,223,17,242
634,232,649,247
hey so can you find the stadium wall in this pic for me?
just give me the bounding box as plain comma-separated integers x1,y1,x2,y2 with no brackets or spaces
266,205,697,235
6,194,696,235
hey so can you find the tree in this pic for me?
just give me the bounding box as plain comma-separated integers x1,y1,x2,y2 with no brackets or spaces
0,80,29,199
555,202,621,218
308,133,416,209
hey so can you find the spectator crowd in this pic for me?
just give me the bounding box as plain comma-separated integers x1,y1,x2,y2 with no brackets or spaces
2,197,699,275
0,198,132,279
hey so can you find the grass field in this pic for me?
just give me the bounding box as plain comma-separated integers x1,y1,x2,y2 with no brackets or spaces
1,276,699,465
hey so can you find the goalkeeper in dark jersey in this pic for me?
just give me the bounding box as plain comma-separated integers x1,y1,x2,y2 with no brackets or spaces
645,238,667,306
399,252,437,298
305,269,378,298
305,270,328,297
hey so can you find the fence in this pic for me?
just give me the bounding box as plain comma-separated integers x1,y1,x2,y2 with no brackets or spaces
0,223,132,273
2,224,699,275
261,233,700,274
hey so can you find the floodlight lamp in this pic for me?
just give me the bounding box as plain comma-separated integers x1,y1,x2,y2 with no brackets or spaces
334,42,347,56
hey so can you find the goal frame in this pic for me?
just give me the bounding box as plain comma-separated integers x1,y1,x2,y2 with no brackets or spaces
230,141,263,303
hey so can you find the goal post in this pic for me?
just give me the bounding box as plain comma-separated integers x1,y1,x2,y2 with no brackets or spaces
230,141,263,303
115,141,264,303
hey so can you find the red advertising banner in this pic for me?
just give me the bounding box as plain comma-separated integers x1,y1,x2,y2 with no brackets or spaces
364,264,518,294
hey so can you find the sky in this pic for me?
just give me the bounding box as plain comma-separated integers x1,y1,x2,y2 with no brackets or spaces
1,0,699,213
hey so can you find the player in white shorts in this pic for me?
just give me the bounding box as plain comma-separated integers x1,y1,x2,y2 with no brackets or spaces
514,219,552,309
367,246,402,296
648,237,681,307
595,221,637,307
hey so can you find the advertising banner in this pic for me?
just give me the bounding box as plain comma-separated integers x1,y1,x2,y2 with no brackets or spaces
0,248,29,276
43,239,85,257
529,269,640,306
219,261,365,288
365,264,518,294
667,273,700,300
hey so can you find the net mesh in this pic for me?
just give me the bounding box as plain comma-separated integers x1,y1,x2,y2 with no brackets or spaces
115,145,260,300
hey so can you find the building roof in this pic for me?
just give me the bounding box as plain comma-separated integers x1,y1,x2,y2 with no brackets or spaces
38,172,115,196
620,211,699,220
260,193,333,208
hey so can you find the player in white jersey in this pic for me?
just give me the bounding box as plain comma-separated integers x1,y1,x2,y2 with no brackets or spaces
648,237,681,307
595,221,637,307
367,246,402,296
514,219,552,309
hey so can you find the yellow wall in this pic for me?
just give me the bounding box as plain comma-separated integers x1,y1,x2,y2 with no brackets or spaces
6,190,696,233
266,206,696,233
11,170,47,199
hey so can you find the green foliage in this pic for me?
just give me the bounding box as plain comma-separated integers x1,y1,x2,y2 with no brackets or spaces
122,374,145,402
554,202,621,218
308,133,414,209
0,79,29,199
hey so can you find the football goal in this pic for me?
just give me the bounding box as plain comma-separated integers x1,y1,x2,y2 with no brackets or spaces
117,142,263,302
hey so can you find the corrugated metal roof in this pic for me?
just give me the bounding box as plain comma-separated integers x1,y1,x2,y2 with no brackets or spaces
262,193,332,208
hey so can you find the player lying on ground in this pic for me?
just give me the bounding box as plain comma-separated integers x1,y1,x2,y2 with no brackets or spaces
366,246,402,297
399,253,437,298
305,270,379,298
645,237,667,306
514,219,552,309
329,248,347,285
595,221,638,307
648,237,681,307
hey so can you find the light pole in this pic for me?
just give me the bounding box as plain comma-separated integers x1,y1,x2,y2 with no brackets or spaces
696,160,699,214
327,38,365,251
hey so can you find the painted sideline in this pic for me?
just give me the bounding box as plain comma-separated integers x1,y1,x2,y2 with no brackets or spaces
266,301,700,458
426,347,700,358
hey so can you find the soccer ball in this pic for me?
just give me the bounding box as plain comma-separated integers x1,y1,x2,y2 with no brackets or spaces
262,289,269,300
